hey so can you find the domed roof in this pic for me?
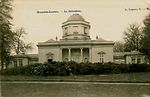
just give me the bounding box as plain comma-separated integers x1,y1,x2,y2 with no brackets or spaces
67,14,85,21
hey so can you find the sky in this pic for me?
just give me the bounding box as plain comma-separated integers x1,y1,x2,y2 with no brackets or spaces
12,0,150,54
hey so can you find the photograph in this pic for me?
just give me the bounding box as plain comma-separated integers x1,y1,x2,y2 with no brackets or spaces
0,0,150,97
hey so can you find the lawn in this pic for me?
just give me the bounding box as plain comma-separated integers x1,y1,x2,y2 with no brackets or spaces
1,72,150,97
1,82,150,97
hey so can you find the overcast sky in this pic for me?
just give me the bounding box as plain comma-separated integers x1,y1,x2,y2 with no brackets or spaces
12,0,150,54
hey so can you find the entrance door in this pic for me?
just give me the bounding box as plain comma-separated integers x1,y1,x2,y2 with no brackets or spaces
48,59,52,63
72,55,80,63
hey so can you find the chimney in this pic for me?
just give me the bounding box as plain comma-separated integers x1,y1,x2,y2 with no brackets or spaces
96,36,98,39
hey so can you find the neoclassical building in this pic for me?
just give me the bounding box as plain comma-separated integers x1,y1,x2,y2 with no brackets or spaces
37,14,114,63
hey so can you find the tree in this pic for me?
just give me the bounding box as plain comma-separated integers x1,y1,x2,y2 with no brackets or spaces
113,41,125,52
141,13,150,63
0,0,14,69
123,24,143,52
13,28,33,54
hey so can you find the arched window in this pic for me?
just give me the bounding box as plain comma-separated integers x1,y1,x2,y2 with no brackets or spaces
98,51,106,63
64,27,68,36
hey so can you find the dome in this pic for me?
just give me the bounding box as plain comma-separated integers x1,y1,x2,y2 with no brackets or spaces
67,14,85,21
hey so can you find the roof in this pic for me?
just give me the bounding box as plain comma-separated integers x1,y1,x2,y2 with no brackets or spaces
114,51,144,57
45,39,55,43
13,54,38,59
37,40,114,47
67,14,85,21
94,37,109,42
113,52,126,59
27,54,38,59
13,54,29,58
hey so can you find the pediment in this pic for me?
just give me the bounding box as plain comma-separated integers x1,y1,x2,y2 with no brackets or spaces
98,51,106,54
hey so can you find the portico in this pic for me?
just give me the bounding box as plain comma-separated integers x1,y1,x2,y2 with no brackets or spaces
61,48,91,62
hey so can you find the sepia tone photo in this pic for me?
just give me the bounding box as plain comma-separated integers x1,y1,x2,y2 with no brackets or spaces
0,0,150,97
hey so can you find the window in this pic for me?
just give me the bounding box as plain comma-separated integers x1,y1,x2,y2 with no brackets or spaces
99,54,104,63
14,60,17,67
137,57,141,64
19,59,23,66
73,26,78,32
65,27,68,31
64,27,68,35
84,27,88,35
132,57,135,64
98,51,105,63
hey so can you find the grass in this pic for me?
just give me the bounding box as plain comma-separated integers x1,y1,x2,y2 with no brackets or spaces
1,72,150,97
1,72,150,82
1,82,150,97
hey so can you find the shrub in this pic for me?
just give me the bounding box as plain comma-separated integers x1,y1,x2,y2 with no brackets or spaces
1,62,150,76
32,64,49,76
0,63,41,75
129,64,150,72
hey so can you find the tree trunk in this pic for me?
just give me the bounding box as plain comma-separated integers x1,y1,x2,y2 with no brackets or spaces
1,34,5,70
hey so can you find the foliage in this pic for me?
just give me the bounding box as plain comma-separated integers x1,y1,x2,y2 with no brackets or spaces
1,62,150,76
123,24,143,52
0,63,41,75
0,0,14,69
141,13,150,63
13,27,33,54
113,41,125,52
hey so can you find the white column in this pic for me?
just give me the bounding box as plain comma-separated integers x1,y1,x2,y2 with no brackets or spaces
60,48,62,61
68,48,71,61
80,48,83,62
135,56,137,64
89,48,92,62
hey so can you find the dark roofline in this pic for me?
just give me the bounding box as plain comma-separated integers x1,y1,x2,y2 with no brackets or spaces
114,51,145,57
12,54,38,59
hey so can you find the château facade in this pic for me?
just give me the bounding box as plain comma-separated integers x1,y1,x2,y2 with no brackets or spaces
37,14,114,63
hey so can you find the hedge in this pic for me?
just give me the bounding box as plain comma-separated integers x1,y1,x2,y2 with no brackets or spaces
0,62,150,76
